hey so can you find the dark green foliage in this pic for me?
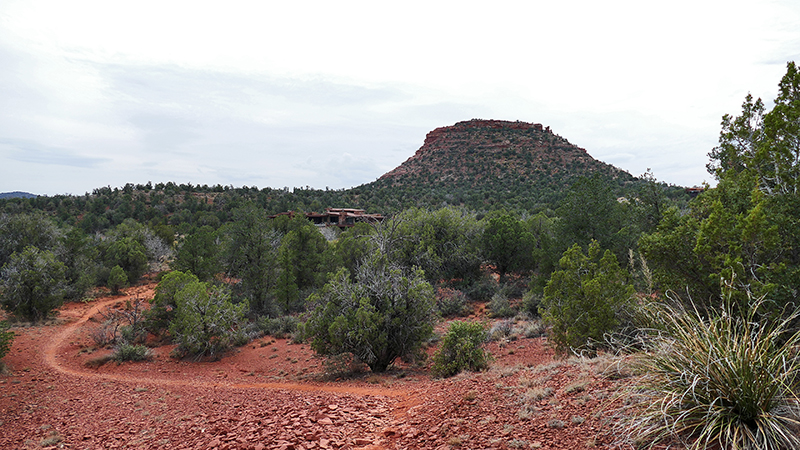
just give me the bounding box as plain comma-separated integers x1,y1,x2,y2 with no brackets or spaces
632,169,676,234
431,321,490,378
520,291,542,318
303,255,437,373
257,315,299,339
488,291,517,318
169,281,249,359
109,218,172,267
1,246,67,322
274,247,301,314
540,241,635,355
113,343,151,362
279,221,327,290
107,265,128,294
0,321,13,360
642,63,800,316
58,227,99,301
524,212,559,293
392,207,483,284
481,212,535,281
325,222,373,277
462,274,499,302
102,236,148,284
146,270,199,336
556,173,635,261
436,288,469,318
639,207,717,304
0,212,61,268
223,205,280,315
274,220,328,313
172,226,220,281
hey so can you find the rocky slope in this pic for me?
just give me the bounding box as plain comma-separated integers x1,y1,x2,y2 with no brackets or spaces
0,281,631,449
362,119,636,210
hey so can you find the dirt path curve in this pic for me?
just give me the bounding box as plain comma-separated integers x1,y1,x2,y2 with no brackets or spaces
18,287,421,448
43,290,409,400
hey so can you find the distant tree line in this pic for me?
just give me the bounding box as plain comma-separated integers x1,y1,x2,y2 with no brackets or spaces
0,169,685,336
3,61,799,450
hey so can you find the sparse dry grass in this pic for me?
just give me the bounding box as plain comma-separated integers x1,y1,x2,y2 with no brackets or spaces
521,387,553,403
563,377,591,394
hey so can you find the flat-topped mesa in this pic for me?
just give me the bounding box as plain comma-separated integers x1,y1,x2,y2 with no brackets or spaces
388,120,557,176
423,119,550,146
377,118,628,189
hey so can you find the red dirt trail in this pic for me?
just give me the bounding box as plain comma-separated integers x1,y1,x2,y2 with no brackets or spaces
1,282,628,449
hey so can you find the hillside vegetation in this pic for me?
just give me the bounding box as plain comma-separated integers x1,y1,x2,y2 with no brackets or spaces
2,62,799,449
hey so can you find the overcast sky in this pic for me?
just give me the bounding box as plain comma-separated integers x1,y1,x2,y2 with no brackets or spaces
1,1,799,196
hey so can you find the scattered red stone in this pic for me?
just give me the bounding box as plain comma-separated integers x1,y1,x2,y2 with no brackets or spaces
1,280,632,449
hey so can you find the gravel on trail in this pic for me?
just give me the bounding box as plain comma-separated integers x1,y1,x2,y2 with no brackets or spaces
1,281,630,449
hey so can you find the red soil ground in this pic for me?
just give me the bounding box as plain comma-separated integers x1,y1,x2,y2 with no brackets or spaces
1,279,632,450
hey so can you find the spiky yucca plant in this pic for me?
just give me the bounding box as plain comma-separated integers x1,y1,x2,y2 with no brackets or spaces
625,297,800,450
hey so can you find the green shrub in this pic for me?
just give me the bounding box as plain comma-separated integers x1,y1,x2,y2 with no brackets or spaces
431,321,490,378
520,291,541,318
488,291,517,318
113,343,152,362
145,270,199,336
169,282,249,360
107,265,128,294
463,275,498,302
0,321,14,359
303,254,437,373
623,297,800,450
257,315,299,339
0,246,67,322
102,236,148,284
436,288,469,317
540,241,634,355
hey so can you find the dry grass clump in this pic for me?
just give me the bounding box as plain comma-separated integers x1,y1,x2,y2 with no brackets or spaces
517,373,551,388
562,377,592,394
522,320,546,338
521,387,554,403
590,354,632,380
488,319,513,341
530,361,564,375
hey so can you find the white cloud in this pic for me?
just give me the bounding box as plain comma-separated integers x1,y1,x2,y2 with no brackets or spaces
0,0,799,195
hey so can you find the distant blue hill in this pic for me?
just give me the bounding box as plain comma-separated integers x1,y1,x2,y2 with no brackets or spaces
0,191,38,199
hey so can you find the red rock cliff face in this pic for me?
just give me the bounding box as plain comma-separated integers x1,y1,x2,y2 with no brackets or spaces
379,119,608,185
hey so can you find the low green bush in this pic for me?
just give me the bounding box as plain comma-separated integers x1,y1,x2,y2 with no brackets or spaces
540,241,634,355
107,265,128,294
432,321,490,378
257,315,299,339
520,291,541,318
169,282,249,360
488,292,516,318
303,256,437,373
436,288,469,318
623,297,800,450
113,343,151,362
463,275,498,302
